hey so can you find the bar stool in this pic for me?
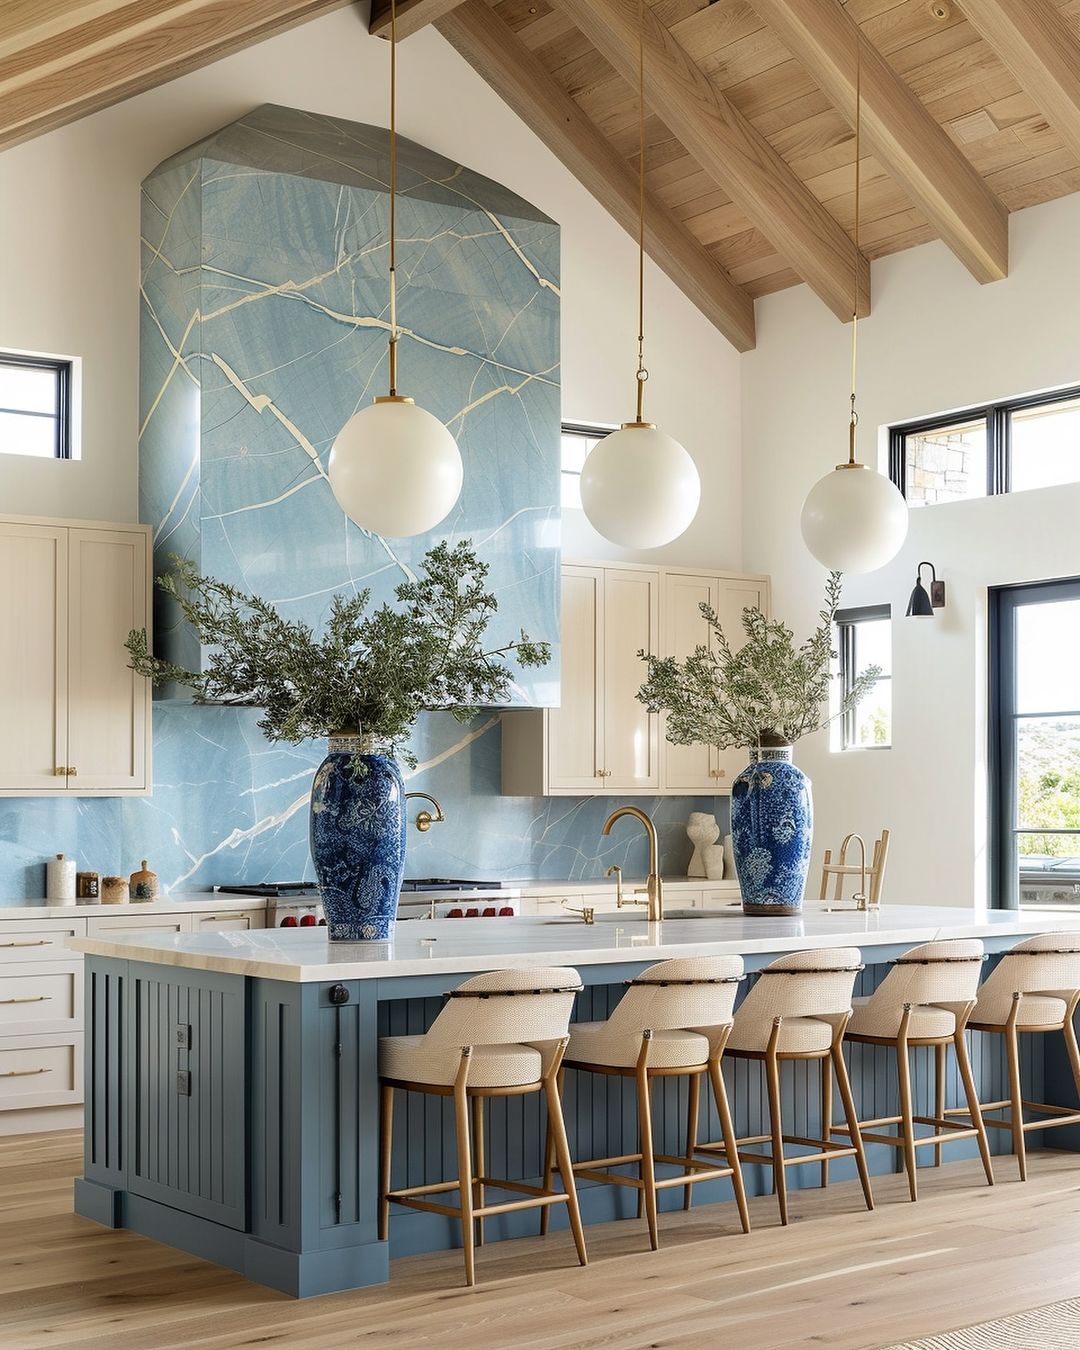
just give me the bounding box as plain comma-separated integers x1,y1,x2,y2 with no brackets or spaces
950,934,1080,1180
704,947,873,1226
546,955,750,1251
838,940,994,1201
378,966,587,1287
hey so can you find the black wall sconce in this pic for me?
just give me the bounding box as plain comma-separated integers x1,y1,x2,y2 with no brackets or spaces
906,561,946,617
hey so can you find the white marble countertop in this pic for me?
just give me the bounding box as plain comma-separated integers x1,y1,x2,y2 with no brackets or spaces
68,904,1080,983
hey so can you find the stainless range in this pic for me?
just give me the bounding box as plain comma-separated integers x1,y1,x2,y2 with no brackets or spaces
215,879,521,927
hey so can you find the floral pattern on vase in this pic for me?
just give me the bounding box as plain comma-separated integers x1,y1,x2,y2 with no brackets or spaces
730,753,812,916
310,736,407,941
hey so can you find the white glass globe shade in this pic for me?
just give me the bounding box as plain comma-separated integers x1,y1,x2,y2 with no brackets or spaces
800,463,909,573
328,397,463,538
579,423,701,549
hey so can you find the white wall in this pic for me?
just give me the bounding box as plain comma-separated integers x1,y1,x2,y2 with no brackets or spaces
742,193,1080,907
0,6,741,569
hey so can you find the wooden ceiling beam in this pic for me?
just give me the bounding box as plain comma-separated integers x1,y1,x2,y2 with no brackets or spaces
369,0,467,41
749,0,1008,285
553,0,869,321
960,0,1080,167
0,0,356,153
437,0,757,351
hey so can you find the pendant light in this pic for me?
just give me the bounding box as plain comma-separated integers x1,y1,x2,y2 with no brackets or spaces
328,0,463,538
800,34,907,574
579,0,700,550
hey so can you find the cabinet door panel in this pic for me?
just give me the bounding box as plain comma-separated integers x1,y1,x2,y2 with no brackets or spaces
0,524,67,790
87,914,190,936
548,567,604,792
712,579,767,783
67,529,149,791
661,573,716,791
191,909,266,932
603,569,660,790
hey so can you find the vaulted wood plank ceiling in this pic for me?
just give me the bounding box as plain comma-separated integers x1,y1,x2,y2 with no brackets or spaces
4,0,1080,353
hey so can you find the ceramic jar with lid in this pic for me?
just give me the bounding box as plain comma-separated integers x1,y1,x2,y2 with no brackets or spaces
101,876,129,905
129,859,159,902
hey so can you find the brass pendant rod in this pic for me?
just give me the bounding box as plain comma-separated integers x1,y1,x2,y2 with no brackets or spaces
388,0,399,397
634,0,648,425
848,30,862,465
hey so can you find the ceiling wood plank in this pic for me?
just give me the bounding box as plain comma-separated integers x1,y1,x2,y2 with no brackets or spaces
552,0,870,321
0,0,356,152
369,0,467,40
436,0,757,350
960,0,1080,165
749,0,1008,284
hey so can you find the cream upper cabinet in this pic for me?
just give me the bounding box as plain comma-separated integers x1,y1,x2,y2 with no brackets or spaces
501,561,768,797
0,516,152,796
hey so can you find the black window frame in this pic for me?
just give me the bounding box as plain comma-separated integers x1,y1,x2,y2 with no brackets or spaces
889,382,1080,501
835,603,892,752
560,420,615,506
0,351,73,460
990,575,1080,910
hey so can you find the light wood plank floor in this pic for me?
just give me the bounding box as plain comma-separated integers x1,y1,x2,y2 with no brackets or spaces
4,1132,1080,1349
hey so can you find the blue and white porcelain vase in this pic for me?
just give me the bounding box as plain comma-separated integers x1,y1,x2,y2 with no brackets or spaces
310,732,407,941
730,742,812,917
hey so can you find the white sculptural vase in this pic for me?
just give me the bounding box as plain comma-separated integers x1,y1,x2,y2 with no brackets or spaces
686,811,720,879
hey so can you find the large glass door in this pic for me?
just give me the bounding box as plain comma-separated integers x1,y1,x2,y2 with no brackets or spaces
993,579,1080,908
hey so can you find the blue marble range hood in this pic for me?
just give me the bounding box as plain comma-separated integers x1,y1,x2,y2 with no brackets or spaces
140,102,561,702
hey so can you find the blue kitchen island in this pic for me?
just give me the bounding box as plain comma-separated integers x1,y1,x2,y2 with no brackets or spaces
71,906,1080,1297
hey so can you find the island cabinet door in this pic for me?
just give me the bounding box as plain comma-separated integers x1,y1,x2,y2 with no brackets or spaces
127,967,246,1230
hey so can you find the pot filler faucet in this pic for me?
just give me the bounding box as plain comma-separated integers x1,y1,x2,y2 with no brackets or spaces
601,806,664,922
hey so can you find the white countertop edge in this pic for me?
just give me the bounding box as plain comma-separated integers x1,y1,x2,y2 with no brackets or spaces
67,907,1080,984
0,895,276,919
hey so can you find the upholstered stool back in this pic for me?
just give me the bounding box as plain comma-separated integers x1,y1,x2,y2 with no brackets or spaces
605,956,744,1036
849,940,985,1038
733,947,860,1035
973,934,1080,1027
424,967,581,1050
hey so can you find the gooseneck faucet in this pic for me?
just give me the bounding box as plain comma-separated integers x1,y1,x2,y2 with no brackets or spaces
601,806,664,921
404,791,445,833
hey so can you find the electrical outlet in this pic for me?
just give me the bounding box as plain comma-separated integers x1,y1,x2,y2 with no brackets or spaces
175,1023,191,1049
176,1070,191,1096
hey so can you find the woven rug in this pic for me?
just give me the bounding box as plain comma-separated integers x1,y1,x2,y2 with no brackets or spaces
880,1296,1080,1349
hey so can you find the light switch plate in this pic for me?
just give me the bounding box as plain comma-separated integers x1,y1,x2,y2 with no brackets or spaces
176,1070,191,1096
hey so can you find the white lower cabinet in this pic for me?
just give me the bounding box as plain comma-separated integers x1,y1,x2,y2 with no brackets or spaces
0,1034,82,1110
191,909,265,932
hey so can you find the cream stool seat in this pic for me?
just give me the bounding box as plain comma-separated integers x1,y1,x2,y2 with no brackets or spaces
551,955,750,1251
944,934,1080,1180
837,939,993,1202
707,947,873,1226
378,966,588,1287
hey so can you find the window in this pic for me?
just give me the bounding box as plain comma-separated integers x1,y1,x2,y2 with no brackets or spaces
561,422,613,510
0,352,73,458
991,578,1080,910
890,385,1080,505
835,605,892,750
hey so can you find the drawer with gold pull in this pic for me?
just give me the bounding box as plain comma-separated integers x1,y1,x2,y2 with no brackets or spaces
0,918,87,964
0,962,82,1036
0,1033,82,1110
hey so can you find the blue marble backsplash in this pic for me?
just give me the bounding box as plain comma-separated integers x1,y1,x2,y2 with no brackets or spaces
0,708,729,898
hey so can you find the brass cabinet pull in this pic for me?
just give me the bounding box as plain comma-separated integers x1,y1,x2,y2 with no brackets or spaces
55,766,67,777
67,767,78,777
0,995,51,1005
597,769,612,778
0,940,50,949
709,768,727,779
0,1067,52,1078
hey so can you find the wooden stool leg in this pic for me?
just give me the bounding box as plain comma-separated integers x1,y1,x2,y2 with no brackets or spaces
1004,1018,1026,1181
544,1072,588,1267
378,1082,393,1242
684,1071,701,1211
820,1053,832,1189
539,1066,561,1237
636,1066,660,1250
453,1075,476,1286
896,1038,918,1202
1063,1010,1080,1103
765,1047,788,1226
709,1057,750,1235
833,1042,874,1212
472,1094,486,1248
955,1027,994,1187
934,1043,946,1168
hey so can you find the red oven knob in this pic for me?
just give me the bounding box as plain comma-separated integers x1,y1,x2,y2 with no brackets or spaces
280,915,298,927
498,906,514,917
447,908,463,918
465,907,479,918
318,917,327,926
482,906,497,917
299,913,317,926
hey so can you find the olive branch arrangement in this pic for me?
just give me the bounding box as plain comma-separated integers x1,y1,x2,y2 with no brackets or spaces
126,540,550,767
637,571,881,751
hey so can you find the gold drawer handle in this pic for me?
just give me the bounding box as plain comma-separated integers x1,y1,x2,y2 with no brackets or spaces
709,768,728,779
67,767,78,777
0,1067,52,1078
597,769,612,778
0,996,52,1005
55,766,67,777
0,940,50,949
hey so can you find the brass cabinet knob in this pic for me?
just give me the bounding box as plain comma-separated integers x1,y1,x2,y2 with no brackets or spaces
597,769,612,778
55,766,66,777
67,766,77,777
709,768,727,780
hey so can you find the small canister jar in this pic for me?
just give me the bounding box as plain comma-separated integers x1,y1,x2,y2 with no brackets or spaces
101,875,129,905
129,859,159,902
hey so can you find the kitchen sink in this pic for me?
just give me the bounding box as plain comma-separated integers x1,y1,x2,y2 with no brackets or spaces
542,907,733,924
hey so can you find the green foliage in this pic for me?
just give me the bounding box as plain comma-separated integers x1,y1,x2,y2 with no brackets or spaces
1017,722,1080,856
637,572,881,751
126,541,550,767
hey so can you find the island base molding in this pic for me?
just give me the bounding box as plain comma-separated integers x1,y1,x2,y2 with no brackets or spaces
74,936,1080,1298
